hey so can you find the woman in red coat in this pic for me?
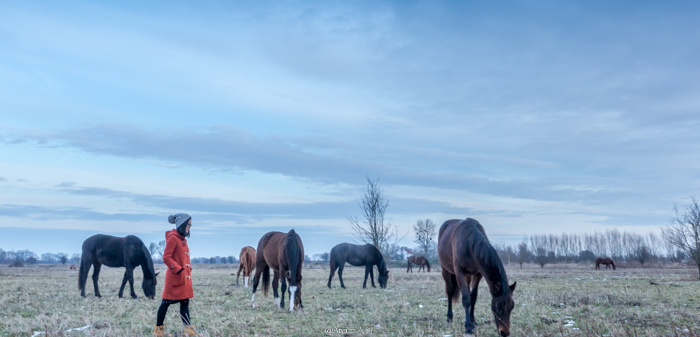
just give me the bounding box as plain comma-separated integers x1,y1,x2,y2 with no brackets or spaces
153,213,197,337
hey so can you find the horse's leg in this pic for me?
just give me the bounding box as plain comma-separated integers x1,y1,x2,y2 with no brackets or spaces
236,263,243,286
455,271,475,336
362,265,371,288
251,261,266,309
407,259,410,273
79,255,92,297
338,264,346,289
127,266,137,299
279,270,287,309
442,268,456,323
469,274,482,326
272,270,281,308
327,262,338,289
369,265,376,288
118,271,128,298
92,262,102,298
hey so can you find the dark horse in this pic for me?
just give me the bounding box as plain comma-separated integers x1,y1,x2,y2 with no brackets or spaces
251,229,304,312
79,234,158,299
438,218,516,337
327,243,389,289
595,257,616,270
407,255,431,273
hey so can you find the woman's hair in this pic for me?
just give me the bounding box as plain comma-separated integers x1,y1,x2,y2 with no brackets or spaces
177,219,191,238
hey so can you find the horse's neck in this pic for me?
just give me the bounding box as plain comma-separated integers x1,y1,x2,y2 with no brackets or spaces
475,248,509,297
140,255,155,279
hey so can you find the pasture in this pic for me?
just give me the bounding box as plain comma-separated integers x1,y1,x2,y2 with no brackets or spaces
1,263,699,336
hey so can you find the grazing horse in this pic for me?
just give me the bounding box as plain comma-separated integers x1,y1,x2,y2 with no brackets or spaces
70,265,77,270
251,230,304,312
438,218,516,337
327,243,389,289
79,234,158,299
407,255,431,273
595,257,616,270
236,246,256,288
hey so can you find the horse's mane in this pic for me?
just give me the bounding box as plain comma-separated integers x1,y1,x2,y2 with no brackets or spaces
286,229,301,287
464,219,509,295
141,245,156,279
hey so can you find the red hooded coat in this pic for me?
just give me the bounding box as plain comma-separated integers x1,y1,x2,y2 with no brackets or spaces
162,229,194,300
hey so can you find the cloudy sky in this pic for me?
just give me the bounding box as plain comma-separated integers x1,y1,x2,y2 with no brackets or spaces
1,1,699,257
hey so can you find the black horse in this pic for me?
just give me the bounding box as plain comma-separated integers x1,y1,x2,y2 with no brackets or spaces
327,243,389,289
79,234,158,299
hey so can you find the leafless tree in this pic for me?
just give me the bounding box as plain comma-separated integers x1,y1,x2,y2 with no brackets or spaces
530,235,549,268
663,196,700,279
349,176,401,257
516,241,529,269
413,219,437,256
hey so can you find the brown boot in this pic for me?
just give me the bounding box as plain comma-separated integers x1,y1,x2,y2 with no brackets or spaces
153,325,168,337
183,325,199,337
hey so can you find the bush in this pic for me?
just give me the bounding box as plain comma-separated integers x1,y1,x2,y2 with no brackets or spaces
9,260,24,267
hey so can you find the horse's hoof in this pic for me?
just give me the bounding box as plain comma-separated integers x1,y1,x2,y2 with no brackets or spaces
464,334,474,337
447,319,452,323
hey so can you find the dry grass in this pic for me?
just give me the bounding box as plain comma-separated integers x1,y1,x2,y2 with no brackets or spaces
1,263,700,336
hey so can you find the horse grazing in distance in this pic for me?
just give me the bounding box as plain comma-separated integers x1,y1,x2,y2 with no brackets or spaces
237,246,256,288
438,218,516,337
79,234,158,299
327,243,389,289
251,230,304,312
407,255,431,273
70,265,77,270
595,257,616,270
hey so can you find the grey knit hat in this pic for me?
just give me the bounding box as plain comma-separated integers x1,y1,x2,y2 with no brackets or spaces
168,213,191,229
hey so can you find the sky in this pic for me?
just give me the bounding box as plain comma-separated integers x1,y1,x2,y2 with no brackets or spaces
1,1,699,258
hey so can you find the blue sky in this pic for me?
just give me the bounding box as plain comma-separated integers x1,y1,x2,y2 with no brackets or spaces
1,1,699,257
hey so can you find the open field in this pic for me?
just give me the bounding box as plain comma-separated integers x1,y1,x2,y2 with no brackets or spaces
2,263,700,336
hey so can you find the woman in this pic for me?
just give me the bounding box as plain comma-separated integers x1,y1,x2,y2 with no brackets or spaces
153,213,197,337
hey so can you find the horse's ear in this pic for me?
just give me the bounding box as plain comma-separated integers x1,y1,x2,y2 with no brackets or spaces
509,281,517,292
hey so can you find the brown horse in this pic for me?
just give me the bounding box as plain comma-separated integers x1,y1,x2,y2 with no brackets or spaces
438,218,516,337
251,229,304,312
237,246,256,288
70,265,77,270
595,257,616,270
407,255,431,273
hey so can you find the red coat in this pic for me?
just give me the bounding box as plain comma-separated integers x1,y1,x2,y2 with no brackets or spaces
162,229,194,300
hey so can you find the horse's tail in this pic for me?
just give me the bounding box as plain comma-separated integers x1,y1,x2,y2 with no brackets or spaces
286,229,301,288
449,273,460,303
261,264,270,297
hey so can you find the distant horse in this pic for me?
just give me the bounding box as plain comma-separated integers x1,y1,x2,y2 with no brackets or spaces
70,265,77,270
327,243,389,289
237,246,256,288
438,218,516,337
79,234,158,299
595,257,616,270
251,230,304,312
407,255,431,273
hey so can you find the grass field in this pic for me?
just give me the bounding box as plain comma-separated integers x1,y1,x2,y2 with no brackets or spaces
1,263,700,336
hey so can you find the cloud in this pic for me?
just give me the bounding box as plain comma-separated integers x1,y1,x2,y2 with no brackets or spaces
0,204,161,222
0,177,6,182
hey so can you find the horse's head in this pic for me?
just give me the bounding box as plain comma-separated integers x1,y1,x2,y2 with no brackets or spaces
142,272,159,299
293,282,304,311
378,270,389,289
426,264,431,272
492,282,516,337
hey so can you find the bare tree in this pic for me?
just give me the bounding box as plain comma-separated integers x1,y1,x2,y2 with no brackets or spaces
663,196,700,279
349,176,401,256
530,235,548,268
516,241,529,269
413,219,437,256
